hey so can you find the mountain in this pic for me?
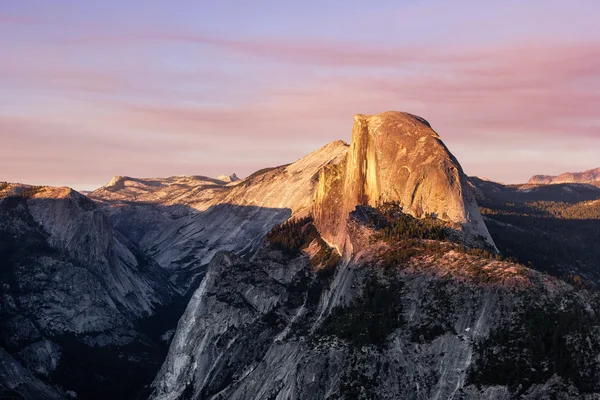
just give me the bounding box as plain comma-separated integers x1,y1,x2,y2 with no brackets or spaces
88,113,493,292
92,175,228,204
89,141,348,289
528,167,600,187
3,111,600,399
0,184,178,399
1,141,349,399
217,174,240,183
149,112,600,399
469,177,600,286
314,112,495,254
150,212,600,400
469,176,600,203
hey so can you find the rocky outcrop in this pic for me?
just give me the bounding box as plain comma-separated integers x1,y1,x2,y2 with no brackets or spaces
150,218,600,400
0,184,178,399
528,167,600,187
314,112,495,254
90,141,348,289
217,173,240,183
0,347,65,400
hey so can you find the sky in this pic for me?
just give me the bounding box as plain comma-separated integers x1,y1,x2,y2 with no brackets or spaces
1,0,599,190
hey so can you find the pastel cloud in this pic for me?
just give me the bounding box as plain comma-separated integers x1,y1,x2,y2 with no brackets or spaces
104,39,600,140
1,1,599,189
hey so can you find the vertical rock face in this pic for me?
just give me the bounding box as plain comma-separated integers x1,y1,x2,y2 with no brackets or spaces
150,223,600,400
90,140,348,289
314,111,495,253
0,185,178,399
21,186,175,318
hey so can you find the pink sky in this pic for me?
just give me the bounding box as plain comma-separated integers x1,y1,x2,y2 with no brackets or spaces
1,1,599,190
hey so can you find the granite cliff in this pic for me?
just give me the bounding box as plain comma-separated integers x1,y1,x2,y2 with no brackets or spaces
150,212,600,400
314,112,494,254
0,184,178,399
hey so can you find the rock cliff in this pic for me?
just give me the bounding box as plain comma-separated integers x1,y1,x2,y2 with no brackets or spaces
90,141,348,289
0,184,177,399
314,112,494,254
5,109,600,399
150,216,600,400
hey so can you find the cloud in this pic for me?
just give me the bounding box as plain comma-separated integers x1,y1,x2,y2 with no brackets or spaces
68,30,489,69
2,19,599,186
102,38,600,140
0,115,311,189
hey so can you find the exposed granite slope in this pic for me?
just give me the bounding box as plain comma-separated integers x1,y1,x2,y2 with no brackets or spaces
151,218,600,400
0,184,178,399
90,141,348,289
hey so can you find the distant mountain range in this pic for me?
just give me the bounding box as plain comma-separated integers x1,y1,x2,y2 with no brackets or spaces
528,167,600,187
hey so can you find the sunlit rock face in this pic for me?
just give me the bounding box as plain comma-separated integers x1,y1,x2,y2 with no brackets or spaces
314,111,495,254
1,111,505,399
90,141,349,289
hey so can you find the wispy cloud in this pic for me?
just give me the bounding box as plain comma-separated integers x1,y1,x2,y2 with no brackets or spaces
93,38,600,139
2,1,599,189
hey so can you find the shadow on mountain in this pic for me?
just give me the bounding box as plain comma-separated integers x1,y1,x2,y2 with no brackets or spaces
479,201,600,286
102,200,292,287
470,177,600,204
0,192,291,400
468,178,600,285
150,208,600,400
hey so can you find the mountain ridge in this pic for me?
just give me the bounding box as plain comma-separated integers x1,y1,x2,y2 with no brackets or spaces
528,167,600,187
150,204,600,400
4,111,598,399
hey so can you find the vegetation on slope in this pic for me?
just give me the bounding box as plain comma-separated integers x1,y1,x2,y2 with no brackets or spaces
351,203,506,269
364,202,447,242
266,216,318,255
479,198,600,285
266,216,339,269
318,274,404,347
468,294,600,394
